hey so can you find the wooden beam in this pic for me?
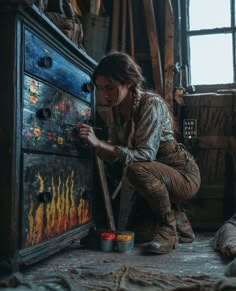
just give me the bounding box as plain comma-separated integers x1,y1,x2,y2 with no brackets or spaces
142,0,163,95
96,156,116,231
89,0,101,15
128,0,135,58
76,0,90,15
164,0,174,110
111,0,120,49
71,0,83,16
121,0,127,51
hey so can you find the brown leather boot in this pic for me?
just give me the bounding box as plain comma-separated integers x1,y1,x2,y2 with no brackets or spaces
175,209,195,243
145,210,177,254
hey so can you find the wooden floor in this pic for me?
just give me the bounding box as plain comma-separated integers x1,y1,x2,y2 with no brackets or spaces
18,232,233,290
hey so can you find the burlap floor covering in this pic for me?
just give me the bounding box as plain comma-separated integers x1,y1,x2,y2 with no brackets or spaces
1,265,235,291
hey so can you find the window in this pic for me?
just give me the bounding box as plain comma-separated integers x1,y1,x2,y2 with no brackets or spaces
182,0,236,86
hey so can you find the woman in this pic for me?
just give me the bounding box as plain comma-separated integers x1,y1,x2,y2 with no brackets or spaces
78,51,201,254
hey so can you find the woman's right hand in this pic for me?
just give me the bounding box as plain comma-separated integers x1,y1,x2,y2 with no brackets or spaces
77,123,101,148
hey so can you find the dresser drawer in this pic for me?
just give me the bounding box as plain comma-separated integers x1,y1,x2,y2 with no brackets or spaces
22,75,92,156
24,29,92,103
22,153,93,248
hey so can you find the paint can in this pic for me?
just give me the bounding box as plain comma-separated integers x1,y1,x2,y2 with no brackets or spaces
100,232,116,252
116,231,135,247
115,231,134,253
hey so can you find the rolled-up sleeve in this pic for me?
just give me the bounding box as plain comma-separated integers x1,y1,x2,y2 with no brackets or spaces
116,97,164,166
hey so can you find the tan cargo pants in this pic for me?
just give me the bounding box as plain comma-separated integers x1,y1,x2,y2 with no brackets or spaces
126,140,201,204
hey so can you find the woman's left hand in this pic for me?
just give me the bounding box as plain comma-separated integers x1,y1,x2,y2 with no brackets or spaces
77,123,100,148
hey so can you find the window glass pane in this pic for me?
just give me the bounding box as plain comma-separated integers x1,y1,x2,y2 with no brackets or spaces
189,0,230,30
189,34,233,85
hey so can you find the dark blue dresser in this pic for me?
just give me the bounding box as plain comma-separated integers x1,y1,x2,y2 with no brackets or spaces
0,0,97,273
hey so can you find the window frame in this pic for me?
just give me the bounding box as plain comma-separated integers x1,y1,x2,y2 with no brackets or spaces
181,0,236,92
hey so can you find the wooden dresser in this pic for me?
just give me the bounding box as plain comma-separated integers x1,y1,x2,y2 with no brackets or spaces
0,1,97,273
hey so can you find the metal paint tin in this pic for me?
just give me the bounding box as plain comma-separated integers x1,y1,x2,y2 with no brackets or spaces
115,231,134,253
116,231,135,247
100,232,115,252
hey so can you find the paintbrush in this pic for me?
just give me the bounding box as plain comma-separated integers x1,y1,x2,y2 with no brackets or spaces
64,121,103,130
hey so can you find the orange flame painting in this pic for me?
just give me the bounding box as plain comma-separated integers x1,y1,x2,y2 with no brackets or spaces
25,170,91,247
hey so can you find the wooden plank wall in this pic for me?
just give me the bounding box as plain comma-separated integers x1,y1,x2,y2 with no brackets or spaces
183,92,236,230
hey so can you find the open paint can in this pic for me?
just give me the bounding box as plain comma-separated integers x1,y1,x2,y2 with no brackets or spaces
115,231,134,253
100,232,116,252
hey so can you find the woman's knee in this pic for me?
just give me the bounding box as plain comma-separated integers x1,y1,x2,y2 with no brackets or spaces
126,162,147,185
127,162,169,195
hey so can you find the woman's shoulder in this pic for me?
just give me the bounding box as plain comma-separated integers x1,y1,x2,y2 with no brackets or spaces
140,91,166,107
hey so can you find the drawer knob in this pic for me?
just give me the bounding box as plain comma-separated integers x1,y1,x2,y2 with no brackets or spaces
36,108,52,120
39,56,53,68
38,192,52,204
82,189,92,200
82,82,94,93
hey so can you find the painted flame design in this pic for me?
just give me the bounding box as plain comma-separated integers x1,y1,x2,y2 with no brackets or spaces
25,171,90,247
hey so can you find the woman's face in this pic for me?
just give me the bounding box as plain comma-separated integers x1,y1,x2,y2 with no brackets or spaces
95,75,130,107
